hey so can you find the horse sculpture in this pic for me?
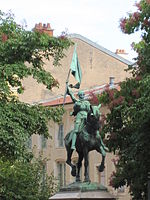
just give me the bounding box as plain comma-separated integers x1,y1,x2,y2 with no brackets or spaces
64,104,106,182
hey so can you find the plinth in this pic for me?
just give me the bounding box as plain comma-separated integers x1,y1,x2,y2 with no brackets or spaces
49,182,116,200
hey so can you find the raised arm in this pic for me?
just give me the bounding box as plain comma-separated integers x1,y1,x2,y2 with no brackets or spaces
67,85,78,103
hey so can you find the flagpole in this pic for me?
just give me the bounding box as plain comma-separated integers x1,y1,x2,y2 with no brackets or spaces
63,43,82,107
63,69,71,107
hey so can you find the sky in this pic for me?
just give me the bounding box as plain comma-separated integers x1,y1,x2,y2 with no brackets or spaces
1,0,141,61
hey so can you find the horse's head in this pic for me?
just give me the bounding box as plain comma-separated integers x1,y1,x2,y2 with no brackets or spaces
90,104,101,118
87,104,101,130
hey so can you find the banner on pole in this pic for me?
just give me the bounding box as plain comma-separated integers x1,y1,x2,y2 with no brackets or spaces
70,45,82,89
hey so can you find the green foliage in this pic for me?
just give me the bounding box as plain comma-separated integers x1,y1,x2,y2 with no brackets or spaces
0,10,71,199
0,158,58,200
0,99,64,161
95,1,150,199
0,10,70,159
99,76,150,199
0,10,72,98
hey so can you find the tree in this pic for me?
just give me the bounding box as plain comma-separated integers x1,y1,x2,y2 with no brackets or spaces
0,10,72,199
93,1,150,199
0,158,58,200
0,10,71,160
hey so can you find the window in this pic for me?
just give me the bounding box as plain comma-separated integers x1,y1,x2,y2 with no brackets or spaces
58,124,64,147
41,163,47,185
57,162,66,187
26,136,32,149
39,135,47,149
96,166,106,186
100,170,105,186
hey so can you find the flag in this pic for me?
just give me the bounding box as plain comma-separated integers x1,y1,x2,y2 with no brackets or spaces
70,46,82,89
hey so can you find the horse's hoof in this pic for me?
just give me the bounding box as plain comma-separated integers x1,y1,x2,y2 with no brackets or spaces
84,179,91,183
71,166,76,177
76,177,81,182
98,165,105,172
84,177,90,183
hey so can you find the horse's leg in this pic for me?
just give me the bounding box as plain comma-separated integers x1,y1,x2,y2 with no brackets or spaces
97,146,106,172
76,152,83,182
98,155,105,172
66,147,76,177
83,149,90,182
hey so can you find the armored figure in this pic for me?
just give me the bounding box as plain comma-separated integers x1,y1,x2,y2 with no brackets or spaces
67,85,90,150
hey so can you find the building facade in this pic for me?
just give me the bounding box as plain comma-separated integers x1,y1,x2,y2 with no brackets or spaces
20,27,132,199
19,33,132,104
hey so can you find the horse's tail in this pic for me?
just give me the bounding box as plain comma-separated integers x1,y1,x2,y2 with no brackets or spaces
64,130,74,148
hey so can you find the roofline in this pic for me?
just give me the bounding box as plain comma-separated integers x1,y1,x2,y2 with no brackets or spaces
39,83,120,107
68,33,133,66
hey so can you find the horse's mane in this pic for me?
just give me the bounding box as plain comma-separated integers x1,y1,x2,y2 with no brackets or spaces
86,105,100,133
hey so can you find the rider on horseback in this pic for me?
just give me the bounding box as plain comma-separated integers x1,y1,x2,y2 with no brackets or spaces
67,85,108,153
67,85,90,150
65,86,108,180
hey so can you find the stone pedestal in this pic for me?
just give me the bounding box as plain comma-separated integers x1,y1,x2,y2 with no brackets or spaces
49,182,116,200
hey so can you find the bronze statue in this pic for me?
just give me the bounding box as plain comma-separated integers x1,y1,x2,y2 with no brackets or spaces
65,86,108,182
67,85,91,150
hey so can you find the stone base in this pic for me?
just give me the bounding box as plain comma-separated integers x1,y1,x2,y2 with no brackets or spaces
49,182,116,200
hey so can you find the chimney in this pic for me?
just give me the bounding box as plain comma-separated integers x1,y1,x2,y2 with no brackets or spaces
33,22,53,37
47,23,51,29
115,49,128,59
109,77,115,88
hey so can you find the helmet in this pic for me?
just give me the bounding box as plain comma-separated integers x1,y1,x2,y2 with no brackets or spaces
77,90,85,99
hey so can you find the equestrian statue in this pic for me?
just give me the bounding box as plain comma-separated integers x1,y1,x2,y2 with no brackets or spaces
64,85,108,182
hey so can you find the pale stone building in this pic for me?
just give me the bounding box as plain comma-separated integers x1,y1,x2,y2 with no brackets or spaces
20,24,132,200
